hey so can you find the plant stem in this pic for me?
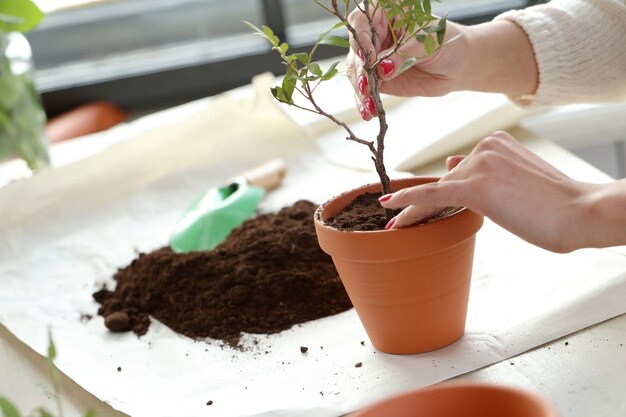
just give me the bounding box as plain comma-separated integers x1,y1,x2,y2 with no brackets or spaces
331,0,393,219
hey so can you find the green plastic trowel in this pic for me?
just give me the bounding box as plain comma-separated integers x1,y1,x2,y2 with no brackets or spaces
170,159,287,253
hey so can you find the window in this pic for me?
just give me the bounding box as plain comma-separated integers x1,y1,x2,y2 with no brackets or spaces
29,0,545,116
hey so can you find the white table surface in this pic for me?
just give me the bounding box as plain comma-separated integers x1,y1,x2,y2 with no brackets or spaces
1,77,625,417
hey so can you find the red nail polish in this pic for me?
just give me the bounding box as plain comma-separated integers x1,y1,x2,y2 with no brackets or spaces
384,217,396,230
358,75,368,95
364,96,376,115
380,59,395,77
360,106,367,119
357,49,364,61
379,194,392,203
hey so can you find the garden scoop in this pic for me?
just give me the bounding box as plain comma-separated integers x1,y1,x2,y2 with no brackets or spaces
170,159,287,253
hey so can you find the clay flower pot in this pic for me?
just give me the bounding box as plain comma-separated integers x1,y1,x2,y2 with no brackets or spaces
348,382,560,417
314,177,483,354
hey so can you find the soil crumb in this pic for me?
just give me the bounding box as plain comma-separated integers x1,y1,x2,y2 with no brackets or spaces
94,200,352,346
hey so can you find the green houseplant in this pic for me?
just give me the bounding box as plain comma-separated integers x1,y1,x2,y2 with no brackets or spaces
250,0,483,354
0,0,48,171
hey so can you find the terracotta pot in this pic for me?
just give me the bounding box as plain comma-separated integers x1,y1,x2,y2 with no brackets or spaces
348,382,559,417
314,177,483,354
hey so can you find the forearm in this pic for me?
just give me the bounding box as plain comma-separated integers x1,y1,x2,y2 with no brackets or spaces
459,20,538,97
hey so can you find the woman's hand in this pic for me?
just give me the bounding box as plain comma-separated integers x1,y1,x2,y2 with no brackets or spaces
379,131,626,253
346,7,469,120
346,3,539,120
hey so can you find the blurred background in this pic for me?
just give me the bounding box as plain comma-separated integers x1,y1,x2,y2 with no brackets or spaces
30,0,544,117
23,0,626,178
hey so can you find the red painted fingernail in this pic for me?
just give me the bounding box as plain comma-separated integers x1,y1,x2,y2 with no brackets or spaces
363,96,376,115
384,217,396,230
357,49,364,61
360,105,367,120
380,59,395,77
379,194,392,203
358,75,368,95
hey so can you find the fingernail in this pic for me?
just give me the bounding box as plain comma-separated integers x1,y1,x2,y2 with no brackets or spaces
380,59,395,77
363,96,376,115
360,105,367,120
357,49,364,61
379,193,392,203
384,217,396,230
358,75,368,95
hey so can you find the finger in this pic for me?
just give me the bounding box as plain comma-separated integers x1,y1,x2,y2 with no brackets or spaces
388,204,444,229
380,180,467,210
446,155,466,172
347,5,379,67
375,35,430,81
355,92,373,121
347,51,370,118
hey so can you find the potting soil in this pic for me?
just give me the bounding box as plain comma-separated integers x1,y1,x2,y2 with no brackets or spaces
94,200,352,346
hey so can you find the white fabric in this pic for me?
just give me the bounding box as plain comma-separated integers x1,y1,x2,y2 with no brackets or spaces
0,79,625,417
496,0,626,108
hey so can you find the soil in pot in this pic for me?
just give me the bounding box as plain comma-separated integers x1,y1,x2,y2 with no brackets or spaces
325,192,460,231
93,200,353,347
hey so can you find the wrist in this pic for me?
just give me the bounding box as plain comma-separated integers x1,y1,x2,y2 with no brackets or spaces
461,20,538,96
575,180,626,249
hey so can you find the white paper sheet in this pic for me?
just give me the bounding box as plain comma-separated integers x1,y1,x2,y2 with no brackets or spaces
1,80,625,417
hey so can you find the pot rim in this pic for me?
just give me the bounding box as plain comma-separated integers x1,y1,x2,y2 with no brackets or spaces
349,382,560,417
313,177,483,260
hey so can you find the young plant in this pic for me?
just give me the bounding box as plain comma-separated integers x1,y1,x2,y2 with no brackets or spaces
248,0,456,219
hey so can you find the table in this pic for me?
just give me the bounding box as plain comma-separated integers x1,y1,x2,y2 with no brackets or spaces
1,77,624,417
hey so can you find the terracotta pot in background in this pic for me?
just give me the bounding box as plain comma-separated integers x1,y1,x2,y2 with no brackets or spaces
314,177,483,354
348,382,559,417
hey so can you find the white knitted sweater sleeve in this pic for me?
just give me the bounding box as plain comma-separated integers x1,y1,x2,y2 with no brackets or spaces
495,0,626,108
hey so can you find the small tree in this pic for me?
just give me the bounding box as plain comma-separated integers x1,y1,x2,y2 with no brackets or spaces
248,0,456,219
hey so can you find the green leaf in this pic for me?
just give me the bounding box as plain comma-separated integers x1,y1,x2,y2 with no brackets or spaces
46,329,61,388
35,408,54,417
316,21,347,44
262,25,279,46
243,20,265,37
0,397,21,417
424,34,435,55
279,42,289,54
423,0,432,15
294,52,309,65
281,68,297,100
318,35,349,48
270,86,293,105
308,62,323,77
415,34,427,43
47,331,57,361
0,0,44,33
391,19,405,31
321,61,340,81
397,57,417,74
437,13,447,45
83,410,96,417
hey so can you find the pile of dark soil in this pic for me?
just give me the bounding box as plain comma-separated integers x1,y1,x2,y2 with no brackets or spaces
94,200,352,346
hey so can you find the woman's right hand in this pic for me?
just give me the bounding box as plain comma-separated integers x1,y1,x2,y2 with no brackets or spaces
379,131,626,253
